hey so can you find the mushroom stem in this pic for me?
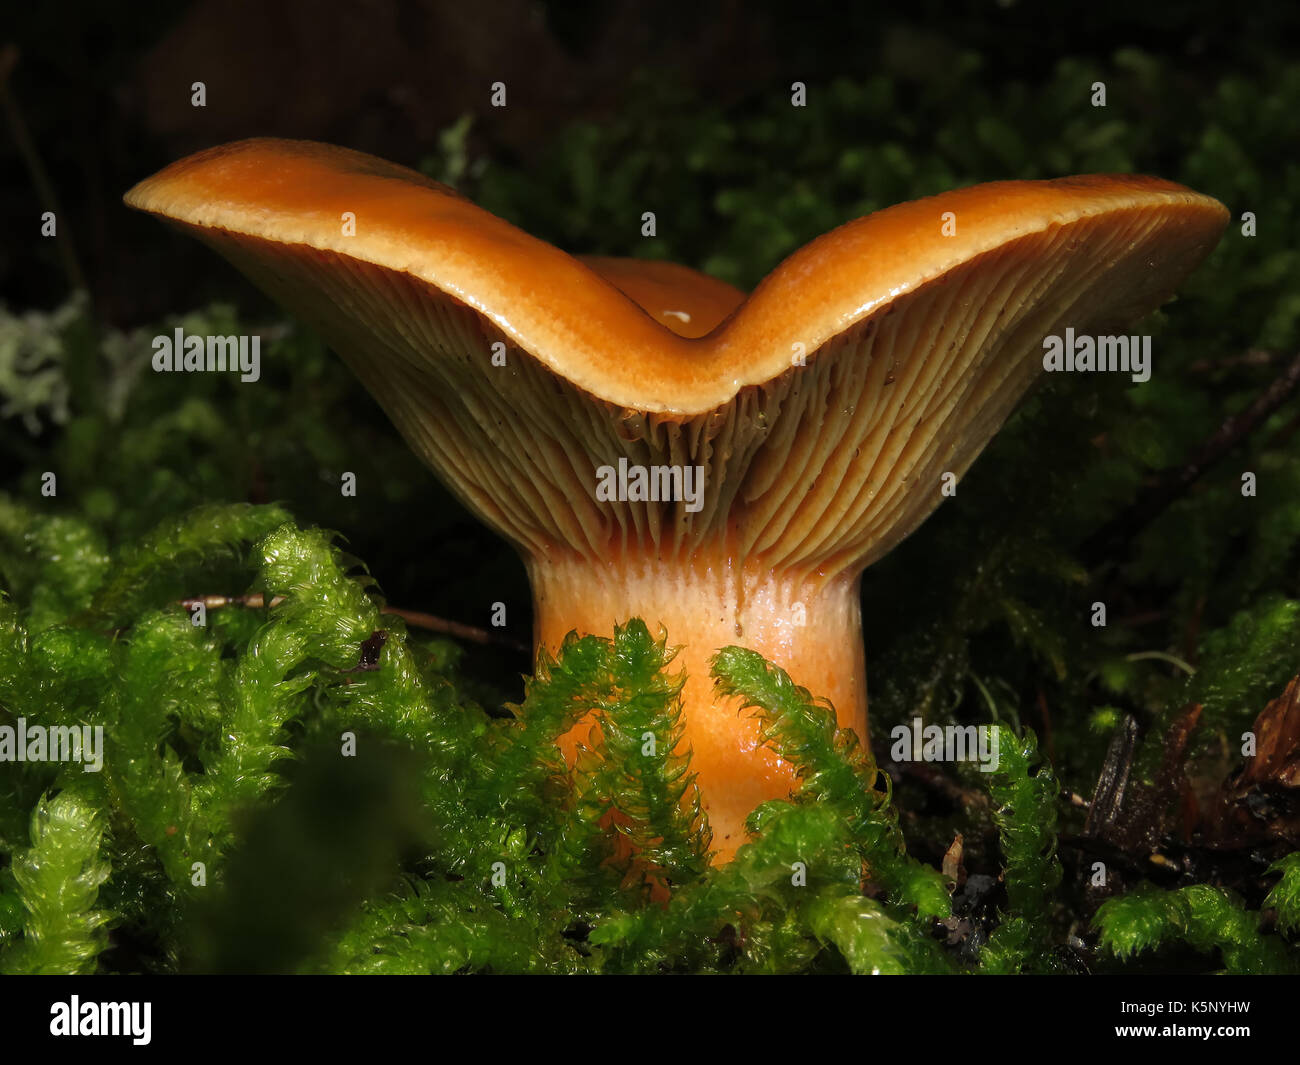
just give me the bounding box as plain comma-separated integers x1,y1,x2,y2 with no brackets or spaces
529,551,867,856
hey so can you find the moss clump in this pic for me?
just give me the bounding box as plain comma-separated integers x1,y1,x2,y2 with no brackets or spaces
0,504,1295,973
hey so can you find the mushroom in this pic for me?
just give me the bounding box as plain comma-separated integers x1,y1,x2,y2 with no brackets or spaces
125,140,1228,857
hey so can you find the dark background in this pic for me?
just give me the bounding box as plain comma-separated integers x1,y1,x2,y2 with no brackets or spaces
7,0,1295,317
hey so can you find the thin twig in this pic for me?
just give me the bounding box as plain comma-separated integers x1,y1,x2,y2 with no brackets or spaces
178,593,529,653
1188,348,1277,373
179,594,285,611
886,761,991,813
381,605,529,654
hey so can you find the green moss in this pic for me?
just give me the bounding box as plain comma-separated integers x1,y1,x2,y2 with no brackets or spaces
3,790,112,974
981,727,1065,973
1095,885,1298,974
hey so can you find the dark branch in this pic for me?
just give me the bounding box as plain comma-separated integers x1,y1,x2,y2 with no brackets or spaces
178,593,529,654
1083,349,1300,564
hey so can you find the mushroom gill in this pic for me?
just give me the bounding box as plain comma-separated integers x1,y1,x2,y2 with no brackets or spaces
126,139,1229,857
